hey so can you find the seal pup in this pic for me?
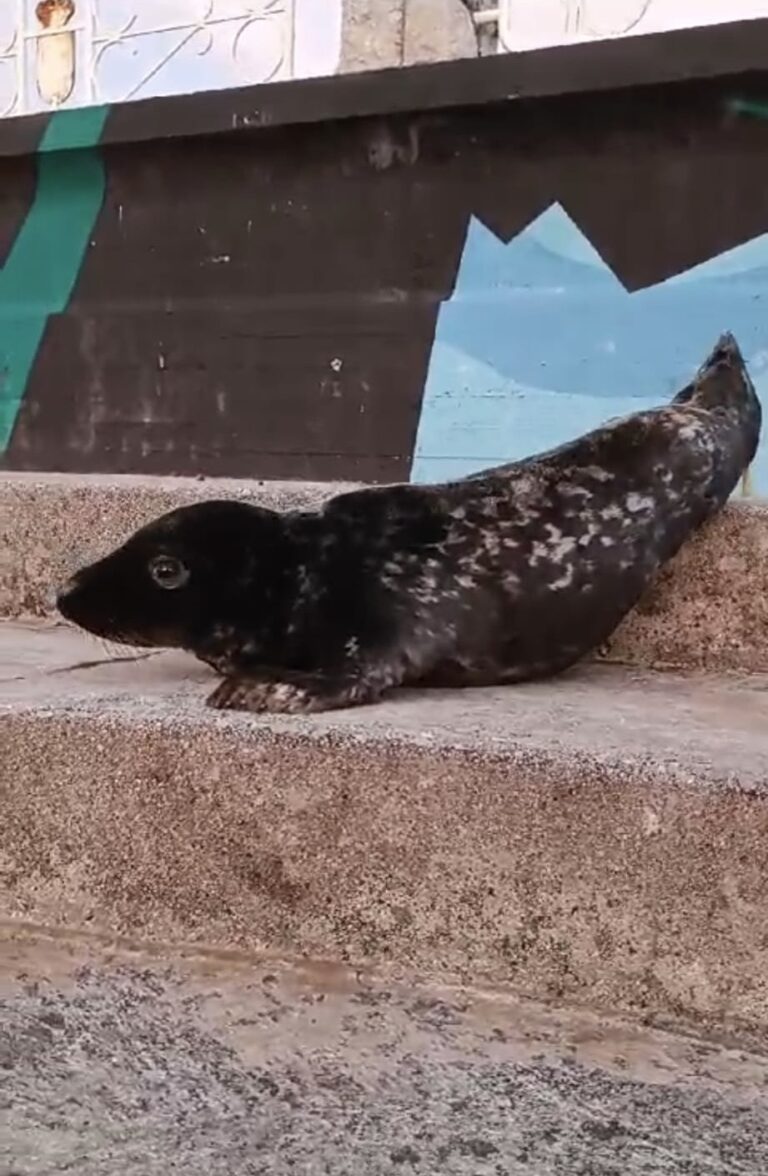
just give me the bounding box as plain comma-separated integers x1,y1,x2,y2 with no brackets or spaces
57,333,760,714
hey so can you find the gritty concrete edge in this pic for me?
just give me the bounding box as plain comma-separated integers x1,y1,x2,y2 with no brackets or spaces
1,695,762,793
4,693,768,1034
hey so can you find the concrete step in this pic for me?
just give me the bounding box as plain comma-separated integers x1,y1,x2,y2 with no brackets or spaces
3,620,768,1037
4,925,768,1176
3,471,768,673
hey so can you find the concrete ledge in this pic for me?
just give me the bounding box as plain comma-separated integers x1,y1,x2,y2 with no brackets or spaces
604,496,768,673
2,622,768,1034
5,18,768,159
3,472,768,673
4,929,768,1173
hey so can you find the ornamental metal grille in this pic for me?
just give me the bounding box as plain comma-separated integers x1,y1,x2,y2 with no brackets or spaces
0,0,296,118
498,0,768,53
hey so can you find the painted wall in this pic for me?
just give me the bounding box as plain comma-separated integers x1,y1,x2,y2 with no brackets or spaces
2,71,768,490
412,203,768,484
500,0,768,52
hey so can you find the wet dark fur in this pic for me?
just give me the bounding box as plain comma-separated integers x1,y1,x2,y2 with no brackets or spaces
57,334,761,714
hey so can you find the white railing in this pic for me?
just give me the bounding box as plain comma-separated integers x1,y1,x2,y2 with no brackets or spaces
0,0,297,119
498,0,768,52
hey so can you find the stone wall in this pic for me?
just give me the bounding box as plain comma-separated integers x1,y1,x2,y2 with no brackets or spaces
340,0,480,72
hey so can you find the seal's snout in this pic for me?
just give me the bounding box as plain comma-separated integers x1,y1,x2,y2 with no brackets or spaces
687,331,758,415
715,330,738,351
707,331,742,368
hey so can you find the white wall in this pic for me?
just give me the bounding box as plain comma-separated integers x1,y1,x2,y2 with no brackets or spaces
1,0,343,118
500,0,768,52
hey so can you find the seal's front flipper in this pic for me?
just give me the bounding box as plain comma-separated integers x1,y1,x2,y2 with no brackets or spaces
206,668,392,714
741,465,754,497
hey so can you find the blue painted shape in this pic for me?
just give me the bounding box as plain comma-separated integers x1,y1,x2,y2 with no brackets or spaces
0,106,109,450
411,203,768,492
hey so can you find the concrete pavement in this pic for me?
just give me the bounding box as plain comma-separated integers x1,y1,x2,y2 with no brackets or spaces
4,929,768,1175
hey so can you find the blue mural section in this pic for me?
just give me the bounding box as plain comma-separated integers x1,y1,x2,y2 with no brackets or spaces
411,203,768,492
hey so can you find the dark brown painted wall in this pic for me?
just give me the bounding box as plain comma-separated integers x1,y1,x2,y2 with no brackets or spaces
3,28,768,481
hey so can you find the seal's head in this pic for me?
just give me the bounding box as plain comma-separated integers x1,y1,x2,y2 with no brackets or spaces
56,500,286,651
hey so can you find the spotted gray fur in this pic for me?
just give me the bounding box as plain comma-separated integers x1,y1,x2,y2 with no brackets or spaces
57,334,760,714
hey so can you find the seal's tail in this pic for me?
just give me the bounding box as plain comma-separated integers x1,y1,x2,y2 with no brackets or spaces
673,332,762,478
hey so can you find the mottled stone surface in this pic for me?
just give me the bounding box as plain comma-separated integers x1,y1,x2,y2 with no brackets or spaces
3,622,768,1033
604,497,768,673
3,930,768,1175
403,0,478,65
3,474,767,674
339,0,480,73
340,0,405,72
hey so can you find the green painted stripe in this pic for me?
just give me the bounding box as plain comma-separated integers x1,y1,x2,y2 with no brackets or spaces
0,106,108,450
38,103,109,152
726,97,768,120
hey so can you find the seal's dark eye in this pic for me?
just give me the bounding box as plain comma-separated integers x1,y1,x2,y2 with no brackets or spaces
148,555,189,590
